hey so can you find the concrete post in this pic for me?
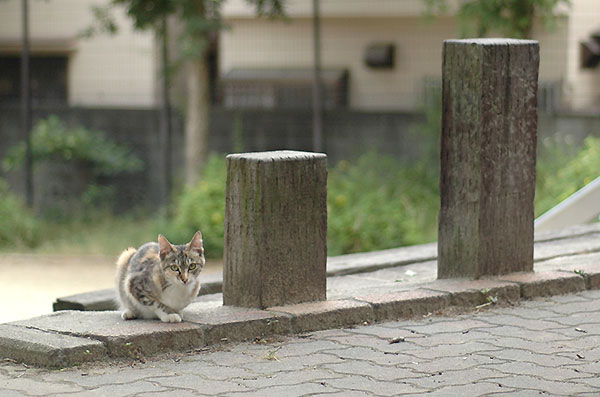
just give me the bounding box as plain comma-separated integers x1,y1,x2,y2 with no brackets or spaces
438,39,539,279
223,150,327,308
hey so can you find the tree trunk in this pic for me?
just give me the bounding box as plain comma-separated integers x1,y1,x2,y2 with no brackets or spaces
184,55,210,186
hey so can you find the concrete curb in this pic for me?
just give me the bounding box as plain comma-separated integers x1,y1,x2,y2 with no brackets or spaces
52,223,600,312
2,268,598,368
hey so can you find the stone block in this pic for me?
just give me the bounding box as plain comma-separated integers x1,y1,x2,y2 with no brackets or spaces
11,311,205,359
268,299,374,333
501,271,587,298
356,289,450,321
0,324,107,368
424,278,521,306
184,302,292,345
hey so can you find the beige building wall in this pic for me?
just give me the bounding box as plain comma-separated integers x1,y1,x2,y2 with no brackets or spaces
221,12,568,111
565,0,600,110
0,0,156,107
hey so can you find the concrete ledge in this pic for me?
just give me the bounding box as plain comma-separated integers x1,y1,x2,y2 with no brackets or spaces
500,271,587,298
424,279,521,307
0,325,107,368
184,302,292,345
268,300,374,334
10,311,206,359
5,223,599,368
355,289,450,322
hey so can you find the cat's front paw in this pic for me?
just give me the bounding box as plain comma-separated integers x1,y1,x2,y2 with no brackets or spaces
160,313,182,323
121,310,136,320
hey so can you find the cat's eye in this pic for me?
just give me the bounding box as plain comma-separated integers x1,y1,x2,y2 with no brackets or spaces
189,263,197,271
170,265,179,272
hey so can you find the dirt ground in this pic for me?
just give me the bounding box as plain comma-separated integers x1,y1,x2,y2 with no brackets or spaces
0,254,222,324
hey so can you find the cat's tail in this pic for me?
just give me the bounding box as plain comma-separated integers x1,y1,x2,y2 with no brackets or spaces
116,247,136,289
115,247,137,310
116,247,136,272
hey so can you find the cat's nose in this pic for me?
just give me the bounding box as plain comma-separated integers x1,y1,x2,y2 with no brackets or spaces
181,276,188,284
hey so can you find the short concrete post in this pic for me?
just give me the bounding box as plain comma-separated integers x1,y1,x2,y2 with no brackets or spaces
223,150,327,308
438,39,539,279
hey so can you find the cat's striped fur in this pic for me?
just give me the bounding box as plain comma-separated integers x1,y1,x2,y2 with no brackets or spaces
116,231,204,323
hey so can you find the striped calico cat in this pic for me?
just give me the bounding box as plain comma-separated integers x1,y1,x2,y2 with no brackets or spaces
116,231,205,323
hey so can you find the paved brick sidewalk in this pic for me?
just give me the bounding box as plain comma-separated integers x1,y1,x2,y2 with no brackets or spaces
2,289,600,396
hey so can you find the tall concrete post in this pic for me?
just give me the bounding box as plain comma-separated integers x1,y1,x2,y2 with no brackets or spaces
438,39,539,279
223,150,327,308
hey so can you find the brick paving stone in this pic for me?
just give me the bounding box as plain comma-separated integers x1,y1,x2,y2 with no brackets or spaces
489,361,592,382
478,313,570,331
487,375,597,395
161,361,259,381
153,374,250,394
403,341,501,360
402,317,494,335
237,352,346,374
423,382,515,396
478,324,572,342
485,347,583,367
405,329,490,348
403,354,504,374
323,360,421,381
480,335,577,355
325,374,429,396
41,365,176,388
141,391,198,397
83,380,169,397
407,366,500,389
236,368,342,389
225,382,340,397
255,339,342,358
325,345,421,367
0,376,83,395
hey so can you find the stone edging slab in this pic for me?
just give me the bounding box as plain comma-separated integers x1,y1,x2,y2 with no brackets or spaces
1,269,593,368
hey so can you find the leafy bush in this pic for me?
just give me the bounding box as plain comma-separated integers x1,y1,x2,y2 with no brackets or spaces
327,152,439,256
169,154,227,259
535,135,600,217
167,151,439,259
2,115,143,176
0,179,39,248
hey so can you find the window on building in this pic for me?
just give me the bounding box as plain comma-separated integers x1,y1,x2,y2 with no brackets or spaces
0,55,68,105
219,69,348,109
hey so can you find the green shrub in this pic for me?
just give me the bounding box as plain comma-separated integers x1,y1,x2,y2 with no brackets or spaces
327,152,438,256
535,135,600,217
2,115,143,176
0,179,39,248
168,151,440,259
169,154,227,259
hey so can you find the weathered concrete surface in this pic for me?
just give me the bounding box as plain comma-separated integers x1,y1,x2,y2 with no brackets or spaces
3,289,600,396
355,289,451,322
0,325,106,368
2,223,599,368
268,299,375,333
53,223,600,312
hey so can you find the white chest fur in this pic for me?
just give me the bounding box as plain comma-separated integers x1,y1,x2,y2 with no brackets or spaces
161,280,198,312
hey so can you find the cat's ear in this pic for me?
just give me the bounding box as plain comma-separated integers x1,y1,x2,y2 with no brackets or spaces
158,234,175,260
187,231,204,257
